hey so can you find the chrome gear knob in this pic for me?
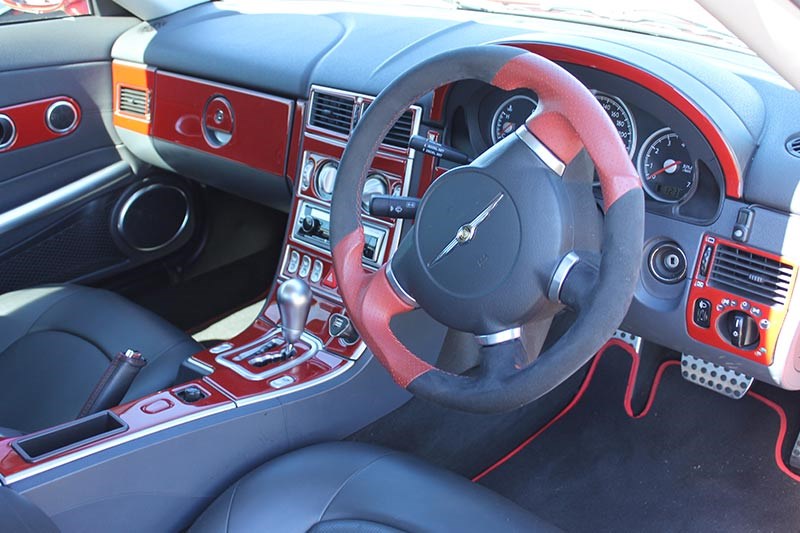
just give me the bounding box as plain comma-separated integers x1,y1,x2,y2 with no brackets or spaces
276,278,312,354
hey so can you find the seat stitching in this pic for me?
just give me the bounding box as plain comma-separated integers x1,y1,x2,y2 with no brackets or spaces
223,483,240,533
316,450,400,524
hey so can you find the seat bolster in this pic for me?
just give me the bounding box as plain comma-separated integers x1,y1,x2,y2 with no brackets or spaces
0,488,58,533
190,442,558,533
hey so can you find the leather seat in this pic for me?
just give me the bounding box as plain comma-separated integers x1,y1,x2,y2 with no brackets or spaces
191,442,558,532
0,284,202,433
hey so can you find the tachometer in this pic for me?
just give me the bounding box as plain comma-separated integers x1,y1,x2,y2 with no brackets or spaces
637,128,696,203
491,94,538,144
594,92,636,156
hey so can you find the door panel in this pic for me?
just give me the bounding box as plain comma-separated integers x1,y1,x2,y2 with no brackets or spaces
0,14,202,293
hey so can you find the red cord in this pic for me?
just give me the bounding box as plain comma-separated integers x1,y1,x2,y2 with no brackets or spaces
472,341,798,484
747,390,800,483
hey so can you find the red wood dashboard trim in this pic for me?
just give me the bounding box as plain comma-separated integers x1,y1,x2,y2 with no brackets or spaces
685,234,798,366
0,96,81,153
151,72,293,176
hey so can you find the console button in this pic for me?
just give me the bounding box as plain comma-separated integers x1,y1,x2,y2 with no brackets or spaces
175,385,207,403
693,298,711,328
299,255,312,278
322,269,337,289
287,250,300,274
141,398,173,414
270,375,295,389
311,260,324,283
329,313,359,345
300,216,321,236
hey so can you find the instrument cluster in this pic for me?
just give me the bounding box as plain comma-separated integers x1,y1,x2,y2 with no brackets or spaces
443,74,725,222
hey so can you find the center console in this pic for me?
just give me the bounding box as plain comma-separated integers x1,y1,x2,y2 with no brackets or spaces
0,85,424,484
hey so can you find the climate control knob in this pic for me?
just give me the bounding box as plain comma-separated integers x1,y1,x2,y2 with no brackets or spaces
724,310,760,349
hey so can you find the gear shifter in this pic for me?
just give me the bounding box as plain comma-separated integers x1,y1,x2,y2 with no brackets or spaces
277,278,312,357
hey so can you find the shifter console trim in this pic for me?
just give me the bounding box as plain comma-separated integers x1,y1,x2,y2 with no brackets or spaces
214,330,324,381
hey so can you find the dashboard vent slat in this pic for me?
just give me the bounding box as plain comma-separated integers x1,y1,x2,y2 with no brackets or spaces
118,86,150,118
383,110,416,148
709,244,794,307
309,93,356,135
787,135,800,158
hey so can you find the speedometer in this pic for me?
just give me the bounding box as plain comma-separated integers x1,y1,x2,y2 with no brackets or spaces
594,92,636,156
491,94,538,144
637,128,696,203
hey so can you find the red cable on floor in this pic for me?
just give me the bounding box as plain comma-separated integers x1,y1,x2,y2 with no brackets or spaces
472,340,799,484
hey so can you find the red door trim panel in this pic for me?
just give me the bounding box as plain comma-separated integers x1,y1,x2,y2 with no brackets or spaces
0,96,81,153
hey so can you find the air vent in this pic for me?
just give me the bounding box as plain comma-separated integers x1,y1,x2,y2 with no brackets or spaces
709,244,794,306
118,86,150,118
309,92,355,135
383,110,415,148
787,135,800,158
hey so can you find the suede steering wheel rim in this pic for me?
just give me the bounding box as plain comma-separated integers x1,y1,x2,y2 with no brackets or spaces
331,45,644,413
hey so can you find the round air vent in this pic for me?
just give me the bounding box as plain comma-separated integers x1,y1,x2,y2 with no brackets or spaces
0,114,16,150
786,134,800,158
117,184,191,252
46,100,79,133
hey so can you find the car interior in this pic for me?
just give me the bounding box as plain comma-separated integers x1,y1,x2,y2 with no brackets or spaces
1,0,800,531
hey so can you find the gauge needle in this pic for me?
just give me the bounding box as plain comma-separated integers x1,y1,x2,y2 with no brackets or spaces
501,122,515,136
647,160,682,180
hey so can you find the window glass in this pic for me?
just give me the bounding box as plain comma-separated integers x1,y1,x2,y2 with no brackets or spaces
0,0,91,25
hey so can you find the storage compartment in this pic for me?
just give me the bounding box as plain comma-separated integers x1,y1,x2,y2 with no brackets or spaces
12,411,128,463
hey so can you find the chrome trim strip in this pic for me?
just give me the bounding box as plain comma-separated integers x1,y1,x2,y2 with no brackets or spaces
186,356,215,375
386,260,417,308
2,402,235,485
475,327,522,346
548,251,581,302
515,125,566,176
117,184,191,252
45,100,78,134
0,161,131,236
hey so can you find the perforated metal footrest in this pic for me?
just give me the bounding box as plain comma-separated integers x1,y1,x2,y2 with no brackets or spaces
612,329,642,353
680,354,753,399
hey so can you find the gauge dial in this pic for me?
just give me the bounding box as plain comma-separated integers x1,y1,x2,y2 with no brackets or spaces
637,128,696,203
594,92,636,156
361,174,388,213
491,95,538,144
314,161,338,201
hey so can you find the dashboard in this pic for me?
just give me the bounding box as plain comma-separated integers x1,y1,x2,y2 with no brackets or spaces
108,1,800,392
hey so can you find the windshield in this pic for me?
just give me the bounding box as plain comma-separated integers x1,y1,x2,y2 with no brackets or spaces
265,0,748,53
452,0,748,52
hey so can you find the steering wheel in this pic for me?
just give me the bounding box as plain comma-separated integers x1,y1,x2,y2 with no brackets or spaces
330,45,644,413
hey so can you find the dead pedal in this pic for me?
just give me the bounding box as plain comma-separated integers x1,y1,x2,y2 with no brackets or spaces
612,329,642,353
680,354,753,399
